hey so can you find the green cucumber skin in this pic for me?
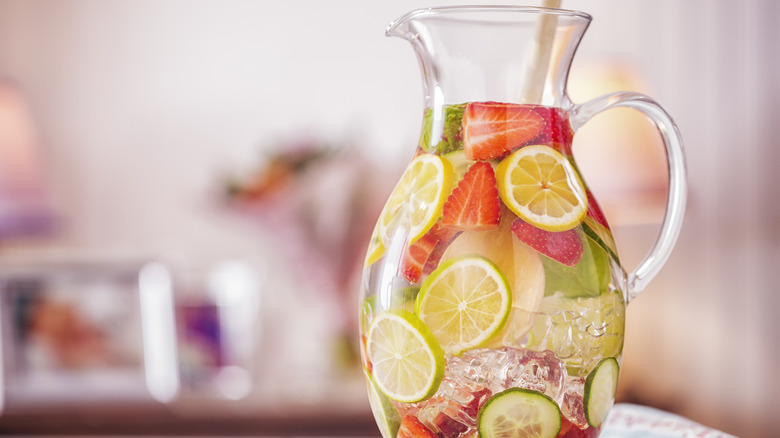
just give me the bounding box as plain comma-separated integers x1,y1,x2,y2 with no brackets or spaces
583,357,620,428
478,388,562,438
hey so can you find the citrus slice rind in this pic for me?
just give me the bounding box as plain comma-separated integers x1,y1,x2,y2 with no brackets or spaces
364,221,386,268
365,373,402,438
416,255,512,355
442,149,476,181
366,310,444,403
478,388,562,438
496,145,587,232
377,154,452,247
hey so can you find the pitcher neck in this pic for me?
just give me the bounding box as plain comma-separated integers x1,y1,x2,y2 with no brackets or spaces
387,6,591,109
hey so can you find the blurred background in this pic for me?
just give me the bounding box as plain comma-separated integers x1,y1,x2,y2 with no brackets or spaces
0,0,776,436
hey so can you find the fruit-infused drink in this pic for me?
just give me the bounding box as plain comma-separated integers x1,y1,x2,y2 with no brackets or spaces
361,102,623,438
359,7,686,438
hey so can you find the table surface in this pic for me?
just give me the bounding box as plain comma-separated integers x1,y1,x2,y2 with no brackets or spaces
601,404,736,438
0,402,736,437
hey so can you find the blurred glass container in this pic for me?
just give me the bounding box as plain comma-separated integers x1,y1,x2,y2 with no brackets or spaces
168,259,262,401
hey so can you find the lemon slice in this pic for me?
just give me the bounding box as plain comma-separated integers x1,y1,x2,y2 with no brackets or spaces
364,221,385,268
416,255,512,355
495,145,587,232
377,154,453,246
366,310,444,403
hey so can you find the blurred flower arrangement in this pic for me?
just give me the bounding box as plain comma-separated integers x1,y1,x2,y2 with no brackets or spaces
223,138,392,369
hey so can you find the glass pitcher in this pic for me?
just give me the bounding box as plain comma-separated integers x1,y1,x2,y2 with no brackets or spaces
358,6,686,438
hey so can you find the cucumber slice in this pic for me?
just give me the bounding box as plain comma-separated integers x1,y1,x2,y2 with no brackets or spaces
478,388,561,438
584,357,620,428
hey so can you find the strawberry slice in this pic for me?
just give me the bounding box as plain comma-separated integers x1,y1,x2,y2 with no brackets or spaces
422,231,458,277
511,217,583,266
558,417,600,438
402,223,460,284
585,190,610,230
442,162,501,231
398,415,437,438
532,105,575,156
462,102,545,160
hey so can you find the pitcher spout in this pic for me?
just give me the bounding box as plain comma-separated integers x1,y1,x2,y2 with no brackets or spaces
385,8,422,40
385,6,591,107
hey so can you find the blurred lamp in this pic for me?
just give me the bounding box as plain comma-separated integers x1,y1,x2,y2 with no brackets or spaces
0,78,55,237
568,60,669,226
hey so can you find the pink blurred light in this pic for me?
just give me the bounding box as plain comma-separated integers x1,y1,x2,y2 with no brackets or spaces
0,78,55,236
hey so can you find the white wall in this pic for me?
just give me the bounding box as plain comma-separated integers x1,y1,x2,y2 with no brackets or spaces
0,0,420,257
0,0,699,256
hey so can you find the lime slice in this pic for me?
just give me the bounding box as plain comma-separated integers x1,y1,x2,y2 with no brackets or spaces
495,145,587,232
366,310,444,403
365,373,402,438
416,255,512,355
440,209,544,347
584,357,619,428
478,388,562,438
527,290,625,376
377,154,453,246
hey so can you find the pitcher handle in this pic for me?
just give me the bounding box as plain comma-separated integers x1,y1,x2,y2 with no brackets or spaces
571,92,687,303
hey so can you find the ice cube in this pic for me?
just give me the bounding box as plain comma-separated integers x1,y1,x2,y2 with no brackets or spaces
498,348,567,403
414,376,490,438
399,347,567,438
417,397,466,438
449,347,566,403
561,376,588,429
529,292,625,376
447,347,509,387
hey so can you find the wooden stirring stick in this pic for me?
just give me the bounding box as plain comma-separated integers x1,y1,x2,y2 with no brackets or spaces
520,0,562,103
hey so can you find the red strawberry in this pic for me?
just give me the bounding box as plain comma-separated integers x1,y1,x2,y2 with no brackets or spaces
402,224,460,283
558,416,601,438
422,230,459,276
511,218,583,267
532,106,575,156
442,162,501,231
585,190,610,230
463,102,545,160
398,415,437,438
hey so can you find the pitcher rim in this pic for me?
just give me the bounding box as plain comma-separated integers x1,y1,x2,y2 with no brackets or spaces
386,5,592,37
